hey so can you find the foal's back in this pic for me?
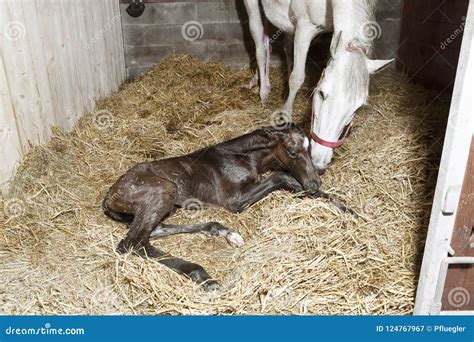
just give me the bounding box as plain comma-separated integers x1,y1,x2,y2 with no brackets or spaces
148,129,271,189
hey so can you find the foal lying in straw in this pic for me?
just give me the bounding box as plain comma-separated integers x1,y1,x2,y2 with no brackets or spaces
103,125,352,290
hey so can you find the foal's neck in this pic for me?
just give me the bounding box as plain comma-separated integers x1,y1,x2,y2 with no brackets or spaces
217,129,283,173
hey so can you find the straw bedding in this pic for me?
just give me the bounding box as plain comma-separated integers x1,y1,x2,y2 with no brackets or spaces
0,54,449,315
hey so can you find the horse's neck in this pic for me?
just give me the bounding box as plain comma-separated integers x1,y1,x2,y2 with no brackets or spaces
333,0,376,51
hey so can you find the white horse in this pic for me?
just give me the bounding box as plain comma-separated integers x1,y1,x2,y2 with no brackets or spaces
244,0,393,169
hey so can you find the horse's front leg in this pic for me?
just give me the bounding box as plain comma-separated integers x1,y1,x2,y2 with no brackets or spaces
244,0,271,103
227,172,303,213
281,23,321,116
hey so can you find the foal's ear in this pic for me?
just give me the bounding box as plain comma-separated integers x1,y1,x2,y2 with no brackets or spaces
263,126,294,142
366,58,394,74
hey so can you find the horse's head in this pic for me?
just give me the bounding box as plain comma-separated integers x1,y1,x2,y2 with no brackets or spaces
310,32,393,170
266,125,321,195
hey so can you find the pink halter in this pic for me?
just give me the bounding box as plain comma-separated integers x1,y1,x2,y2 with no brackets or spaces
310,120,354,149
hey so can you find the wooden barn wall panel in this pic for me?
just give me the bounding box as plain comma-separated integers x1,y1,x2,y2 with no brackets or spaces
0,0,126,187
398,0,469,91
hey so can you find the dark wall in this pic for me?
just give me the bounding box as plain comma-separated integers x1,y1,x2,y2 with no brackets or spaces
121,0,404,79
398,0,469,91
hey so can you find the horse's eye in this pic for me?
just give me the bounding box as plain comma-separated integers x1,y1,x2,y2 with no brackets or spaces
318,90,327,101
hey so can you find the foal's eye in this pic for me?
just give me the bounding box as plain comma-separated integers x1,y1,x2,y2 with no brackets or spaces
287,148,298,158
318,90,327,101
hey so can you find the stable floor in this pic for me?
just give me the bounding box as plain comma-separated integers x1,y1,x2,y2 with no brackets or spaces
0,55,449,314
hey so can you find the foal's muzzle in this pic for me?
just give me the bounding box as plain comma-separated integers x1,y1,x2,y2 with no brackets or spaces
305,180,321,196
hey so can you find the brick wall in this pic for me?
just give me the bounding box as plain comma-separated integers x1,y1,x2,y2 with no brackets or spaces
121,0,403,79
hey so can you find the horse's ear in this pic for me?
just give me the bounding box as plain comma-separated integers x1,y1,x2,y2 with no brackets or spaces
346,38,365,54
366,58,394,74
330,31,343,57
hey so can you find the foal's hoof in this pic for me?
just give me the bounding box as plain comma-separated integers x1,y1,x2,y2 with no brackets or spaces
116,239,131,254
202,280,220,292
226,232,245,247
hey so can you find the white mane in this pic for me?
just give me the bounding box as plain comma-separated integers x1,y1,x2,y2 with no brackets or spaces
352,0,377,55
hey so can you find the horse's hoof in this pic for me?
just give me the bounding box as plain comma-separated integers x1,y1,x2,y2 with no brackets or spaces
202,280,220,292
260,89,270,104
226,232,244,247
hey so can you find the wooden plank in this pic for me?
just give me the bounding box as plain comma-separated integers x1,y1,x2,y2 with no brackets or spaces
115,0,127,86
0,52,22,187
2,1,43,148
442,137,474,311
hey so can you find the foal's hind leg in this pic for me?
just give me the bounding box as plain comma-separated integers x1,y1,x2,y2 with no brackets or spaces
150,222,244,246
132,245,219,292
115,179,219,291
228,171,305,213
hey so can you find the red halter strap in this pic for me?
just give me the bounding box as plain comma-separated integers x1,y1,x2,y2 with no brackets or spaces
310,120,354,149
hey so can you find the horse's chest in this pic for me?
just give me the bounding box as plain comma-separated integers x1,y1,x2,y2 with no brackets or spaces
262,0,332,34
261,0,295,33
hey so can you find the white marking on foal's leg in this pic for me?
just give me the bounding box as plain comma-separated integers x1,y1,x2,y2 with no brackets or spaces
226,232,245,247
303,136,309,150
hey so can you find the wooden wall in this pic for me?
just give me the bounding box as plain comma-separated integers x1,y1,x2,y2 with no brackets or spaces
398,0,469,91
442,137,474,311
0,0,126,187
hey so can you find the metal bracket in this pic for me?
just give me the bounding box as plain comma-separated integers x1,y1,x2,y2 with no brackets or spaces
430,256,474,315
441,185,462,216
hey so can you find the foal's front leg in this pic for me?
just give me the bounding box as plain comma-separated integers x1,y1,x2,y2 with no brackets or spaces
150,222,244,247
228,172,304,213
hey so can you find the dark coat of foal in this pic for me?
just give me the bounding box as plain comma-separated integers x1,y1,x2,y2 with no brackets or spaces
103,125,321,290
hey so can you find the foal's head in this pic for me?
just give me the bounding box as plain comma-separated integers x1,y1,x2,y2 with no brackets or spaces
310,33,393,170
265,126,321,195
